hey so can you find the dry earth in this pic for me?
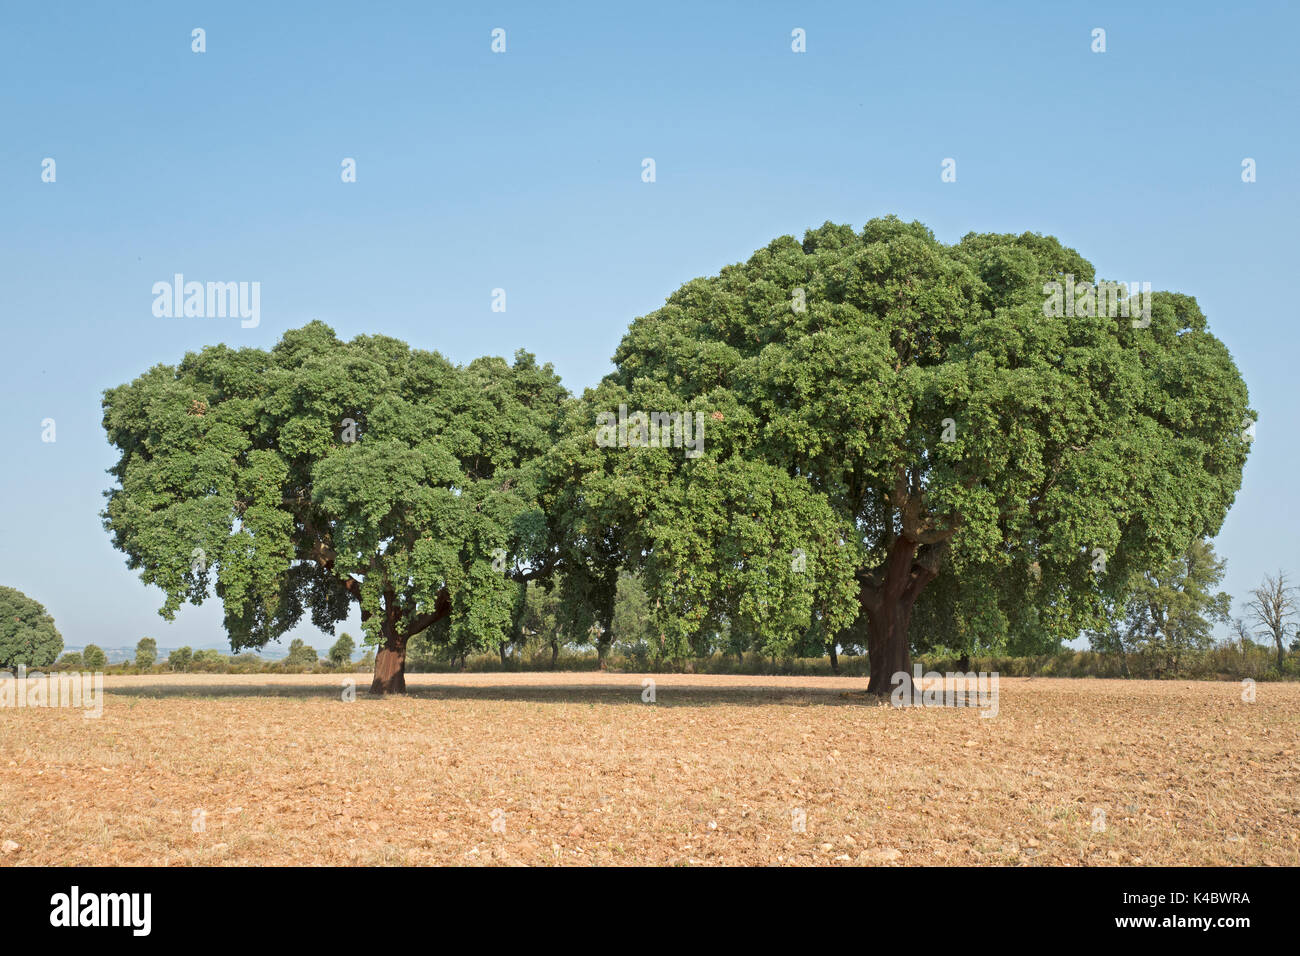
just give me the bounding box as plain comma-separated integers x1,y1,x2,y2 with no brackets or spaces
1,673,1296,866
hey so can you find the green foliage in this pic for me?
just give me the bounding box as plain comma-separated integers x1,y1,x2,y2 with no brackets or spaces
190,648,229,671
565,218,1252,656
610,572,654,647
229,652,264,672
99,222,1254,678
431,578,570,669
167,646,193,672
284,638,318,668
81,644,107,670
0,586,63,669
101,322,570,662
55,652,84,670
328,632,356,666
135,637,158,669
1087,538,1231,676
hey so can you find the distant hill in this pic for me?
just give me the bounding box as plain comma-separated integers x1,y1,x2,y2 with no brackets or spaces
63,646,290,664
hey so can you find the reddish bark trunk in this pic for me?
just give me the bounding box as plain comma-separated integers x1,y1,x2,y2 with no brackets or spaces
369,629,408,695
361,587,449,695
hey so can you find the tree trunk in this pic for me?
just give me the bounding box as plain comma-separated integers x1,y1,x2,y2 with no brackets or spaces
370,628,408,695
550,639,559,669
597,639,609,671
499,641,508,667
865,598,915,695
364,587,450,694
859,536,945,698
828,642,840,675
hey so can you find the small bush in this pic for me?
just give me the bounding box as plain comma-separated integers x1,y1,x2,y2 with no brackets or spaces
54,651,84,670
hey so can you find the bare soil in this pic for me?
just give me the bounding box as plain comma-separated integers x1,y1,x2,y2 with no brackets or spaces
1,673,1295,865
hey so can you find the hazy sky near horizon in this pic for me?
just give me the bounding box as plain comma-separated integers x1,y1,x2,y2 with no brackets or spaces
1,1,1296,652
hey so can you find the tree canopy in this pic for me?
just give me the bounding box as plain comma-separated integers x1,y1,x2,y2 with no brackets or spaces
570,217,1252,691
101,219,1254,695
102,321,568,692
329,632,356,667
0,586,63,669
1088,537,1232,676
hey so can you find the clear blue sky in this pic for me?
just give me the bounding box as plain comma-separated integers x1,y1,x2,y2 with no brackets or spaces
2,1,1296,653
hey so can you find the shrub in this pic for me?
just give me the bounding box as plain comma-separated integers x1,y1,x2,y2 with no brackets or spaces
167,646,193,672
135,637,158,670
54,651,84,670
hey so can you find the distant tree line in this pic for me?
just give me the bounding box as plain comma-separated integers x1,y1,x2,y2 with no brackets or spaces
29,553,1297,681
45,632,374,674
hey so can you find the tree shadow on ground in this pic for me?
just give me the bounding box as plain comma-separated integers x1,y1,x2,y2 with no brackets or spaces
101,677,886,708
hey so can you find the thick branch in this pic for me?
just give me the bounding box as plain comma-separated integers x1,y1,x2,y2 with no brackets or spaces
903,540,949,604
402,588,452,639
889,467,960,545
859,535,952,612
509,564,551,585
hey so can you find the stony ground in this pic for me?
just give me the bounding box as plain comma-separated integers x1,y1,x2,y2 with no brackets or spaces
1,673,1296,865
